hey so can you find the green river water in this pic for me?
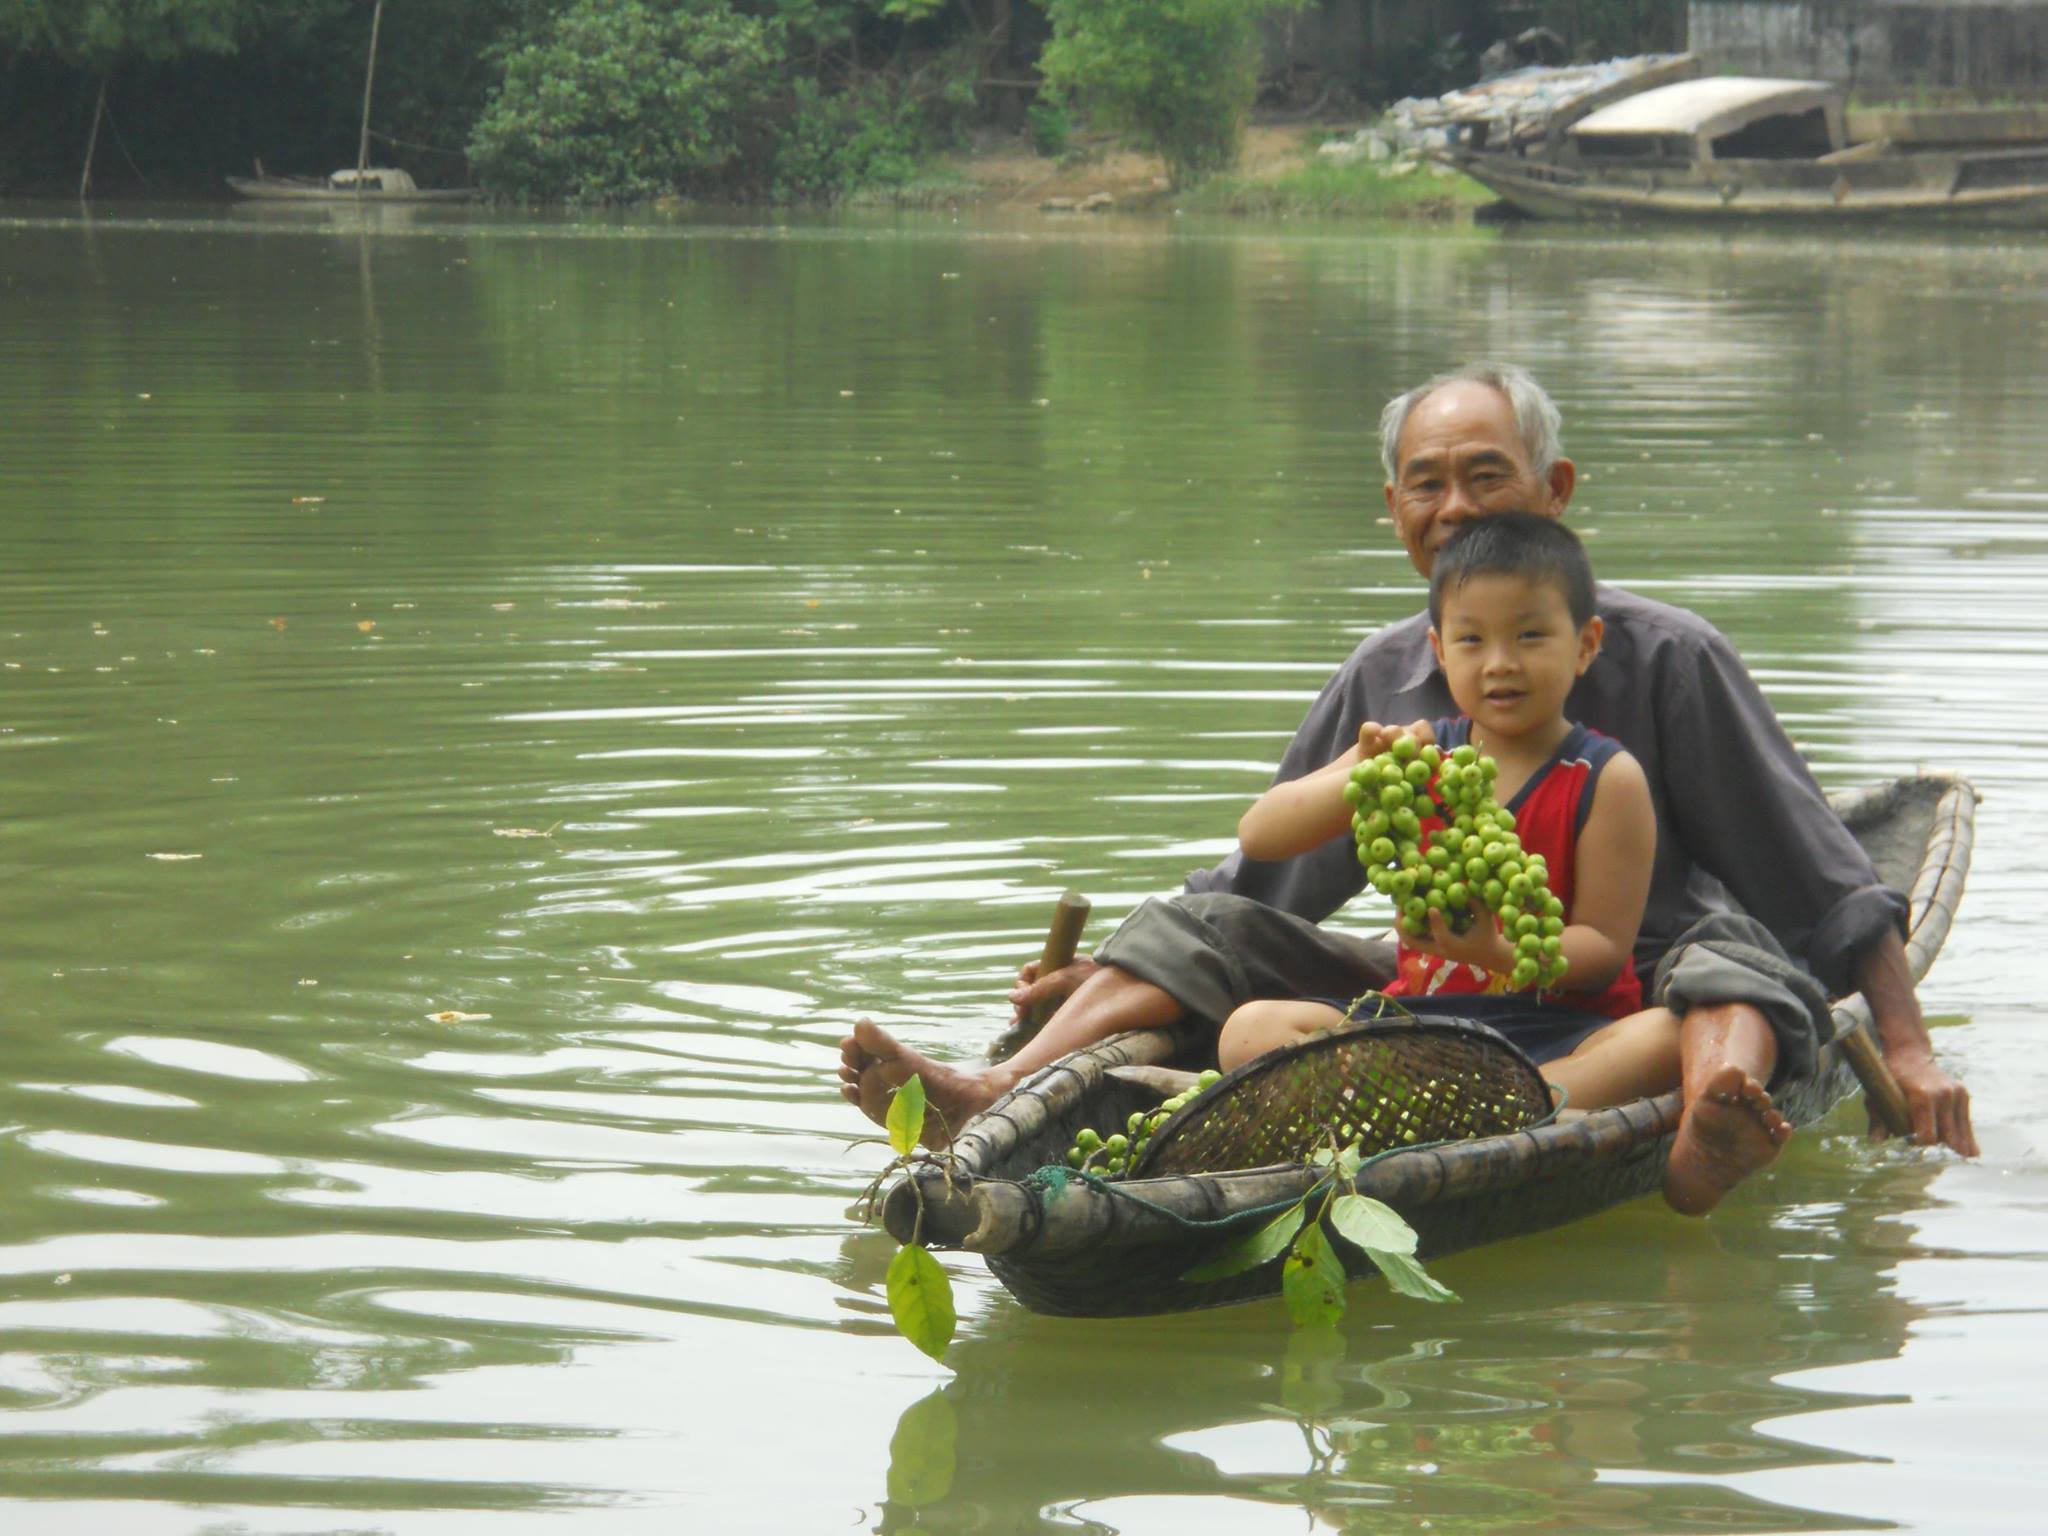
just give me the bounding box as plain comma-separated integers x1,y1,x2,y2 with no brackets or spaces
1,203,2044,1534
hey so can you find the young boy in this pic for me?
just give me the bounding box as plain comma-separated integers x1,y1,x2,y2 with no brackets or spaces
1222,512,1682,1111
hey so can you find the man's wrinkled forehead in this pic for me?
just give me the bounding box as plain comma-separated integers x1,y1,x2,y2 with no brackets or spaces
1394,382,1527,475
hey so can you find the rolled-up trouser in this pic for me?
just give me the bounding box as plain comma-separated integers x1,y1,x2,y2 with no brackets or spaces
1650,911,1832,1087
1094,895,1834,1088
1093,893,1396,1028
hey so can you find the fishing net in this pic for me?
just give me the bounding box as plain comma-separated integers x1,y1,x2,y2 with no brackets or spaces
1130,1007,1551,1178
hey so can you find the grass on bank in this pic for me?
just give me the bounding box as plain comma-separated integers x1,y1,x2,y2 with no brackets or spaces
847,167,983,209
1183,149,1494,218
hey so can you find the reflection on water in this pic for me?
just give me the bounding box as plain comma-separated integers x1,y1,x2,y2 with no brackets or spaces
878,1146,1944,1534
1,205,2045,1532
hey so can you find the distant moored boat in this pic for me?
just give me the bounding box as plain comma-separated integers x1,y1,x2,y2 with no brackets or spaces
1445,76,2048,226
227,167,472,204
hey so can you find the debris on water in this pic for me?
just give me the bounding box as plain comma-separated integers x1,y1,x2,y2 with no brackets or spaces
146,852,202,861
428,1010,492,1023
494,822,561,839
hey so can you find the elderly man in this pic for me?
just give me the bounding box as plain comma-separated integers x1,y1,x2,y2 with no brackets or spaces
841,363,1976,1212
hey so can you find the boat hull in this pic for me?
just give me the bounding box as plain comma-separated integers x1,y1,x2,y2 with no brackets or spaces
227,176,473,204
1452,149,2048,225
883,776,1975,1317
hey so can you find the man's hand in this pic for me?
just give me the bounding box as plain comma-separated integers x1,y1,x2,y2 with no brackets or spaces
1874,1040,1978,1155
1855,928,1977,1156
1007,955,1097,1027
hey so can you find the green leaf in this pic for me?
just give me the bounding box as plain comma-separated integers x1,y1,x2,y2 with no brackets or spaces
887,1243,956,1361
1182,1200,1306,1282
1329,1193,1418,1256
1282,1222,1347,1328
886,1074,926,1157
1368,1247,1459,1304
1335,1142,1363,1181
885,1388,957,1506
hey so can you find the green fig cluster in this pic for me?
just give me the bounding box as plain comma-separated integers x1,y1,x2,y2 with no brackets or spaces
1066,1069,1224,1177
1347,737,1570,992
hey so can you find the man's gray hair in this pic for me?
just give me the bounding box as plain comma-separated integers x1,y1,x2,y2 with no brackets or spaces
1378,362,1564,483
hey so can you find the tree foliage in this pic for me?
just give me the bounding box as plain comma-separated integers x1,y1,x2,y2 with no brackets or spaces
0,0,1348,200
0,0,261,68
1038,0,1302,187
467,0,787,201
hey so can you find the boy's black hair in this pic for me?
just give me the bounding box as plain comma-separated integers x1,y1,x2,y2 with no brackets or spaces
1428,511,1597,629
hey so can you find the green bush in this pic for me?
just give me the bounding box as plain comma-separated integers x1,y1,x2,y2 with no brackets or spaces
1025,96,1071,158
469,0,784,202
770,77,925,200
1038,0,1302,187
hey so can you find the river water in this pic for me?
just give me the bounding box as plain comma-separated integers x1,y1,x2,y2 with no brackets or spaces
1,203,2043,1534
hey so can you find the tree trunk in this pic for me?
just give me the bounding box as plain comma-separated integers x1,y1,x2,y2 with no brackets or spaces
990,0,1020,130
79,73,108,200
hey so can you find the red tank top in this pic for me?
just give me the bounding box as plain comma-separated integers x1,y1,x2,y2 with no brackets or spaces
1383,718,1644,1020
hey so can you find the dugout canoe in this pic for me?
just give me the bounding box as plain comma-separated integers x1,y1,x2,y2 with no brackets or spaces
881,774,1976,1317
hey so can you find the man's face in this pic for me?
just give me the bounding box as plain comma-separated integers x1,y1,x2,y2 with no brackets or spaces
1384,381,1574,577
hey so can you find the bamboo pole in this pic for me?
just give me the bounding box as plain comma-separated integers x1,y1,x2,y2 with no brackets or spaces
356,0,386,190
79,74,108,201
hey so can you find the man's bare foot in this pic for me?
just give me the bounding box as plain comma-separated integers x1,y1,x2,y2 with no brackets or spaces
1663,1064,1792,1216
836,1019,1002,1148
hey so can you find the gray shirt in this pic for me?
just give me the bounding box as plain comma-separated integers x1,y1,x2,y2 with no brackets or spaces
1186,584,1905,995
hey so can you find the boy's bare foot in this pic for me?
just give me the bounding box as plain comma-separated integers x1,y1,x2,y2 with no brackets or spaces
837,1019,1001,1148
1663,1064,1791,1216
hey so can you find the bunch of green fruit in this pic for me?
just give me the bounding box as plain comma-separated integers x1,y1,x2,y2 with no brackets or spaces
1065,1069,1225,1177
1346,737,1570,991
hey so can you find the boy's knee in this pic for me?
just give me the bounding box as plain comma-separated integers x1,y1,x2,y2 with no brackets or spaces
1635,1006,1683,1038
1219,998,1338,1069
1219,998,1279,1046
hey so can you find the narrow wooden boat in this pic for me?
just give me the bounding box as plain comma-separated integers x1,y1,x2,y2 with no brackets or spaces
1447,76,2048,225
227,170,473,204
882,775,1975,1316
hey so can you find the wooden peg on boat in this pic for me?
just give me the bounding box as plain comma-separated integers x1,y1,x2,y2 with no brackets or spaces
985,890,1091,1063
1836,1022,1915,1139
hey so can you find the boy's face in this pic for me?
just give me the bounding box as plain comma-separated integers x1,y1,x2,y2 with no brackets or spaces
1429,573,1602,742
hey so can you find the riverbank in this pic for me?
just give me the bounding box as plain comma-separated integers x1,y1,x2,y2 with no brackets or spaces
879,122,1493,220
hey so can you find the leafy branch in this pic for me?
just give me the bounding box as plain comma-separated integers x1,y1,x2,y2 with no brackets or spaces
854,1075,960,1363
1182,1128,1456,1325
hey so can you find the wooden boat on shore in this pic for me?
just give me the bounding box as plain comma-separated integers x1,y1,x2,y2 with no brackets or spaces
1446,76,2048,225
882,775,1975,1317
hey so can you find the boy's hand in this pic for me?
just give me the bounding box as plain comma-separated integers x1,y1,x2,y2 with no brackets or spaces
1356,718,1437,757
1408,903,1518,978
